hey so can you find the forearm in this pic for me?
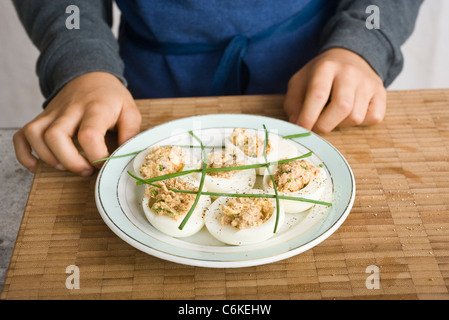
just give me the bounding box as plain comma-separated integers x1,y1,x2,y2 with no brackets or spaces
12,0,126,106
319,0,424,87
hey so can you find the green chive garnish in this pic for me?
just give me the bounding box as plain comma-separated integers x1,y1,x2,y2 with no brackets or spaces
178,131,208,230
92,150,143,163
135,152,313,186
262,125,281,234
127,170,331,207
93,131,310,164
282,132,312,139
103,127,332,233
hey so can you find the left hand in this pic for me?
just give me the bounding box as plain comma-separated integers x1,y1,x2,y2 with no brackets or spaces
284,48,387,133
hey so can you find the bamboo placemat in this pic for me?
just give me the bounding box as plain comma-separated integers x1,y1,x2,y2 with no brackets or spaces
1,90,449,300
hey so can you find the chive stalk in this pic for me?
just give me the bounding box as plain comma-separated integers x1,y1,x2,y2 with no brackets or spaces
282,132,311,139
92,130,311,163
262,125,281,234
127,170,332,207
135,151,313,186
177,131,208,230
92,150,143,163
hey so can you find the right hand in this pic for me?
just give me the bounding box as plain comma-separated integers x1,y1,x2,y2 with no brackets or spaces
13,72,141,176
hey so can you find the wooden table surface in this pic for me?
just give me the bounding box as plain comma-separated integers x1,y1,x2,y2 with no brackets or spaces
1,89,449,300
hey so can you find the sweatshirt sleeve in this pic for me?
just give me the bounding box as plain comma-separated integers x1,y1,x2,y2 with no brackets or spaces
319,0,423,87
12,0,126,107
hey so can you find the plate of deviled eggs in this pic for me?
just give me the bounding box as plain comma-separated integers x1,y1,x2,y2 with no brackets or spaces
95,114,355,268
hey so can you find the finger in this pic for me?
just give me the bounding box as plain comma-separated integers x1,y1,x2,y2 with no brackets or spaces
296,67,334,130
22,120,61,169
77,104,118,165
116,101,141,146
339,84,372,127
44,109,94,176
364,89,387,125
13,129,38,173
313,74,356,133
284,72,307,124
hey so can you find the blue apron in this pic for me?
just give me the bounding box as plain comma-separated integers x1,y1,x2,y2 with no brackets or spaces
115,0,337,99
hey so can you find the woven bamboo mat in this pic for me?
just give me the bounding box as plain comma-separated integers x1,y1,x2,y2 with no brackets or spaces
1,90,449,300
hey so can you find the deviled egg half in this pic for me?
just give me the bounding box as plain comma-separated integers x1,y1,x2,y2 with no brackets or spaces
204,190,285,246
224,128,297,175
142,175,211,238
263,159,326,213
203,149,256,195
133,145,199,180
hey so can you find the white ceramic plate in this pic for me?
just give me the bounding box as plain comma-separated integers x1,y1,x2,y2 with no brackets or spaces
95,114,355,268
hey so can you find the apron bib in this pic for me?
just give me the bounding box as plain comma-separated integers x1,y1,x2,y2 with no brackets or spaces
116,0,337,98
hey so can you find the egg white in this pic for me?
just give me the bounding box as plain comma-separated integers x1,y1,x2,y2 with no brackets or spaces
202,150,256,195
141,175,211,238
132,145,200,179
262,164,327,213
204,168,256,195
204,190,285,246
224,129,298,175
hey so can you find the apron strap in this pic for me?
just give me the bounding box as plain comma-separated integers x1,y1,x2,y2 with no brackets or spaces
210,34,249,96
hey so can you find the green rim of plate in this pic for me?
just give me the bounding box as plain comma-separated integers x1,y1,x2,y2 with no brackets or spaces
95,114,355,268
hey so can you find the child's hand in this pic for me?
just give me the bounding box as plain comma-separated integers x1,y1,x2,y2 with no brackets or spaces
13,72,141,176
284,48,387,133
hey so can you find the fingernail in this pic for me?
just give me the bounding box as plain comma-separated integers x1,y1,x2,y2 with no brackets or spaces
55,164,66,171
81,169,93,177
